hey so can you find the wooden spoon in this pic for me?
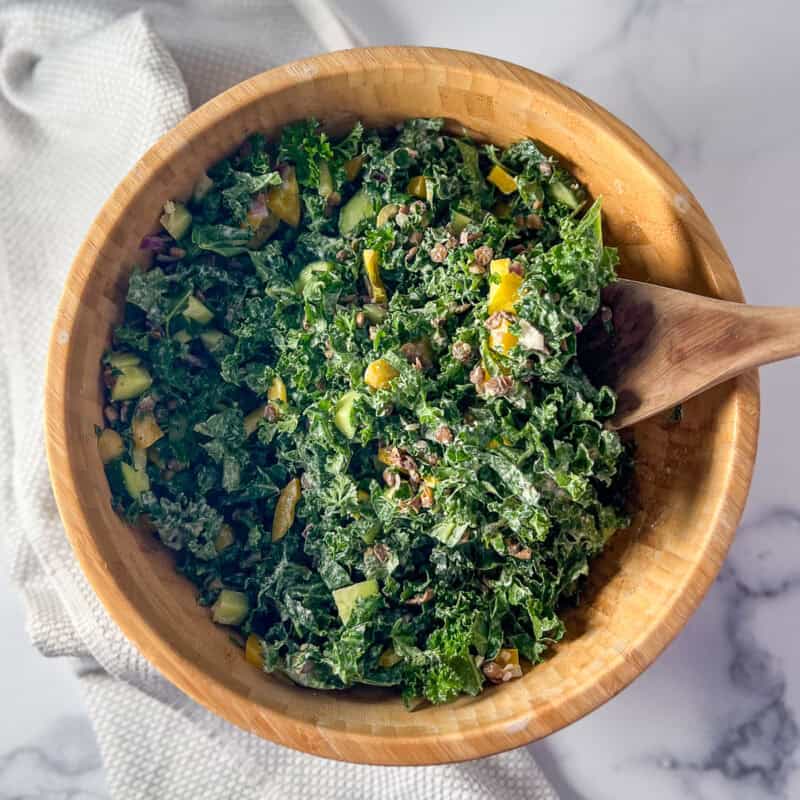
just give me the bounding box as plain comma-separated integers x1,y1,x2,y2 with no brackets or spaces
578,278,798,429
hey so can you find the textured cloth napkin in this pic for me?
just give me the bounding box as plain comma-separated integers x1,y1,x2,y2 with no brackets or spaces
0,2,557,798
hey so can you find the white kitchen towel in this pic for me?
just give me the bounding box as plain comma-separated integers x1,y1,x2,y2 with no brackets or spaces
0,2,558,798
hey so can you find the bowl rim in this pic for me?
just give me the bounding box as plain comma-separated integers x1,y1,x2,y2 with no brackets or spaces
44,46,760,765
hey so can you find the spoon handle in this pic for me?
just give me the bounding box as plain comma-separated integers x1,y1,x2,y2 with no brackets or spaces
583,280,800,428
689,302,800,384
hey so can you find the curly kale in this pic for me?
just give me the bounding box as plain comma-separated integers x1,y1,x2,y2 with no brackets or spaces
100,119,630,707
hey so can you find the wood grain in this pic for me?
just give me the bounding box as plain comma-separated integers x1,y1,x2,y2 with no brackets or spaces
43,47,759,765
580,278,797,427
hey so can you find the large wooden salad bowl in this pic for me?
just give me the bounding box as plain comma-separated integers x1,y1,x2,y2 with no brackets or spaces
44,47,759,765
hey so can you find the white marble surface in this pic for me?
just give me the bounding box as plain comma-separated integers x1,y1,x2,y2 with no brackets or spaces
4,0,800,797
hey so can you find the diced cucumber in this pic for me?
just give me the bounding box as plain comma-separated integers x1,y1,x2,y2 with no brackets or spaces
97,428,124,464
160,201,192,240
334,390,359,439
339,189,374,235
182,295,213,325
132,445,147,471
172,329,192,345
107,351,141,369
192,174,214,203
200,329,225,352
517,177,544,205
547,180,582,210
296,260,334,293
120,461,150,500
111,365,152,401
211,589,249,625
333,579,379,624
362,303,388,324
451,210,472,234
318,162,334,198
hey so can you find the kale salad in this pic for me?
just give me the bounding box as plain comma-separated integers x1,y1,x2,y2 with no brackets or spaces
98,118,630,707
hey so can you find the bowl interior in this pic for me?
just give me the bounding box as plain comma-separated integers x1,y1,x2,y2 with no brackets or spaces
45,48,758,765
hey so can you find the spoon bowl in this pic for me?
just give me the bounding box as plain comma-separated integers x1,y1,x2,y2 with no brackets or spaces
580,278,799,428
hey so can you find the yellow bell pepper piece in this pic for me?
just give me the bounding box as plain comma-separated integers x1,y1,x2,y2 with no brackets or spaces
364,358,399,390
98,428,124,464
267,165,301,227
488,318,519,354
496,647,520,667
214,523,235,553
487,165,517,195
363,249,387,303
272,477,301,541
244,404,266,436
406,175,427,199
488,258,522,315
377,447,393,466
245,633,265,669
344,155,363,182
132,412,164,450
268,375,287,403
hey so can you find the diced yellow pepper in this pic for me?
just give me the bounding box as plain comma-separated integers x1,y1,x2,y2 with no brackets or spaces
487,438,501,450
377,447,393,466
364,358,399,390
488,318,519,354
132,412,164,450
267,165,301,227
362,249,387,304
344,155,363,182
488,258,522,315
244,213,279,249
245,633,265,668
98,428,124,464
272,477,301,541
406,175,427,199
268,375,287,403
496,648,520,667
244,404,266,436
487,165,517,195
214,523,235,553
356,489,371,503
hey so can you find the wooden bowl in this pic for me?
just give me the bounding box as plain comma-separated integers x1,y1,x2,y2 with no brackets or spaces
44,47,759,765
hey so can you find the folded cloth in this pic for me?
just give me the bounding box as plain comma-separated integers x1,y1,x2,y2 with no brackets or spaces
0,2,557,797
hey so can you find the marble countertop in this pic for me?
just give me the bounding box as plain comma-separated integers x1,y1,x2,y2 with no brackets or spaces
5,1,800,797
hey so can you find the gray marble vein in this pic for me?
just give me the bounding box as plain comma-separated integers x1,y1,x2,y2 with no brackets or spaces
0,716,106,800
651,510,800,797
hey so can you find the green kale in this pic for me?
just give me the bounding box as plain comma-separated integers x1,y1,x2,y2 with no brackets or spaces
101,118,630,708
